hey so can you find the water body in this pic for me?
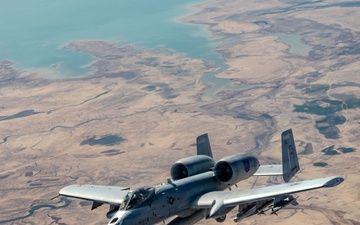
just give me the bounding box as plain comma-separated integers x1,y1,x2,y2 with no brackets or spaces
1,0,246,98
0,110,40,121
0,197,71,224
101,149,125,156
313,162,328,167
0,136,9,144
273,33,312,56
338,147,356,154
0,0,220,78
253,0,360,16
2,0,360,97
80,135,126,146
321,145,340,156
201,62,254,99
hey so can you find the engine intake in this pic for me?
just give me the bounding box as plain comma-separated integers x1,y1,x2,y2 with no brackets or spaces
171,155,215,180
214,154,259,185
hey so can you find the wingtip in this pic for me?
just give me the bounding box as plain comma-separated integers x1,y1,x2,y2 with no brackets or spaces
323,176,344,188
59,184,81,195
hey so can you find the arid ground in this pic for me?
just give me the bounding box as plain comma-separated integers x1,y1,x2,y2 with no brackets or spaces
0,0,359,224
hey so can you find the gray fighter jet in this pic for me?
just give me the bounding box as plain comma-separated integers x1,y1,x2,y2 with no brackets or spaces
59,129,344,225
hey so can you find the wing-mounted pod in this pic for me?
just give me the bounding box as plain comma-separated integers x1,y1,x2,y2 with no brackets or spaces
214,154,259,186
171,155,215,180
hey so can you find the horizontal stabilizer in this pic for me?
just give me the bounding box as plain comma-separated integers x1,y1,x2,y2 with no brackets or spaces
254,129,300,182
254,165,282,176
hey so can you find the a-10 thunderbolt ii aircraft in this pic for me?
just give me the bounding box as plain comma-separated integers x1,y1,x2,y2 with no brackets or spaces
59,129,344,225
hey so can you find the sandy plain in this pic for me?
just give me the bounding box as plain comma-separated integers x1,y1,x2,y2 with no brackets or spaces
0,0,359,224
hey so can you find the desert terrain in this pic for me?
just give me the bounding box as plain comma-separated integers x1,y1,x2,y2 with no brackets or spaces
0,0,359,224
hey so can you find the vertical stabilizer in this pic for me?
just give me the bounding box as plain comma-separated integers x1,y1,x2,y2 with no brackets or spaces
282,129,300,182
196,134,213,158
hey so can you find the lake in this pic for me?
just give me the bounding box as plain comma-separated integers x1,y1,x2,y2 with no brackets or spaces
0,0,222,78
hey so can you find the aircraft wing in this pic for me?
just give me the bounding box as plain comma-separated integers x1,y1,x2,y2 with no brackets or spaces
191,176,343,218
59,185,130,206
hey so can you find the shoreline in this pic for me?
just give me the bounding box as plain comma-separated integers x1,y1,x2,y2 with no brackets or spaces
0,1,359,224
0,0,220,82
0,0,245,101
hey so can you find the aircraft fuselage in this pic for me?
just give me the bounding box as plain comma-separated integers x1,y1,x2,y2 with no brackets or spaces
112,171,229,225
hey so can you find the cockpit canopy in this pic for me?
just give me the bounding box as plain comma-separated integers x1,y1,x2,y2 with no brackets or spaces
120,186,155,210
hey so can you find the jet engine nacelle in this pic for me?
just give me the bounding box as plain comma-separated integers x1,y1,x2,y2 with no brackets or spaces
171,155,215,180
214,154,259,185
